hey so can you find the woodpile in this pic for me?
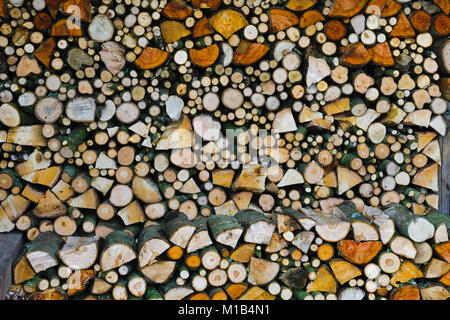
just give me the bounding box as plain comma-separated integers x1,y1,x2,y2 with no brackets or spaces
10,203,450,300
0,0,449,301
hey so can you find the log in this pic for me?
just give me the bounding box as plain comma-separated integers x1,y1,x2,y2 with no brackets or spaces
384,204,435,242
286,0,317,11
248,257,280,286
100,231,136,271
135,47,169,70
390,285,420,300
306,266,337,293
137,225,170,268
190,45,219,68
162,0,193,20
26,232,64,273
209,9,249,39
88,14,114,42
329,259,362,285
339,287,365,300
234,209,275,244
0,0,449,303
268,9,299,32
301,207,351,242
208,214,243,248
329,0,367,17
340,42,372,67
390,236,417,259
423,258,450,278
59,237,99,270
140,260,176,284
13,254,35,285
280,267,308,289
161,211,196,248
233,41,270,66
390,261,423,287
186,217,213,253
337,240,382,265
420,284,450,300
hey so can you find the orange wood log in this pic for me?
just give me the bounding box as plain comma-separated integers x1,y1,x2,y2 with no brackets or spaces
190,44,220,67
191,0,221,10
167,246,184,260
29,289,67,300
225,283,248,300
0,0,6,18
381,0,401,17
162,0,193,20
34,12,53,31
34,38,56,68
324,20,347,41
337,240,382,265
286,0,318,11
369,42,394,66
188,292,210,300
435,242,450,263
233,41,270,66
185,254,201,268
434,14,450,36
411,10,432,33
68,270,94,296
211,289,228,300
269,8,299,32
135,47,169,69
440,271,450,286
390,12,416,38
209,9,249,39
51,19,83,37
390,285,420,300
45,0,65,18
193,17,215,38
340,42,372,67
317,243,335,261
299,10,325,28
434,0,450,15
160,20,191,43
329,0,367,18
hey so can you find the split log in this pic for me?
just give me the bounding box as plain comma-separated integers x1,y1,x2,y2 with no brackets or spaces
329,259,362,285
234,209,275,244
306,266,337,293
26,232,64,273
190,45,219,68
329,0,367,17
137,225,170,268
186,217,213,253
100,231,136,271
209,9,249,39
337,240,382,265
140,260,177,284
208,214,243,248
161,211,196,248
135,47,169,70
248,257,280,286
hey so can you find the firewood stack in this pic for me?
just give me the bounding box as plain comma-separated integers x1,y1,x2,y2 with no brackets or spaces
0,0,448,300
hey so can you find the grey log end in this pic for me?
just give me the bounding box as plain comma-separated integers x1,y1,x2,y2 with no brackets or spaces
0,232,23,300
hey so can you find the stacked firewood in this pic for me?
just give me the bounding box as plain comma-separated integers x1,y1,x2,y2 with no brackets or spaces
11,203,450,300
0,0,448,300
